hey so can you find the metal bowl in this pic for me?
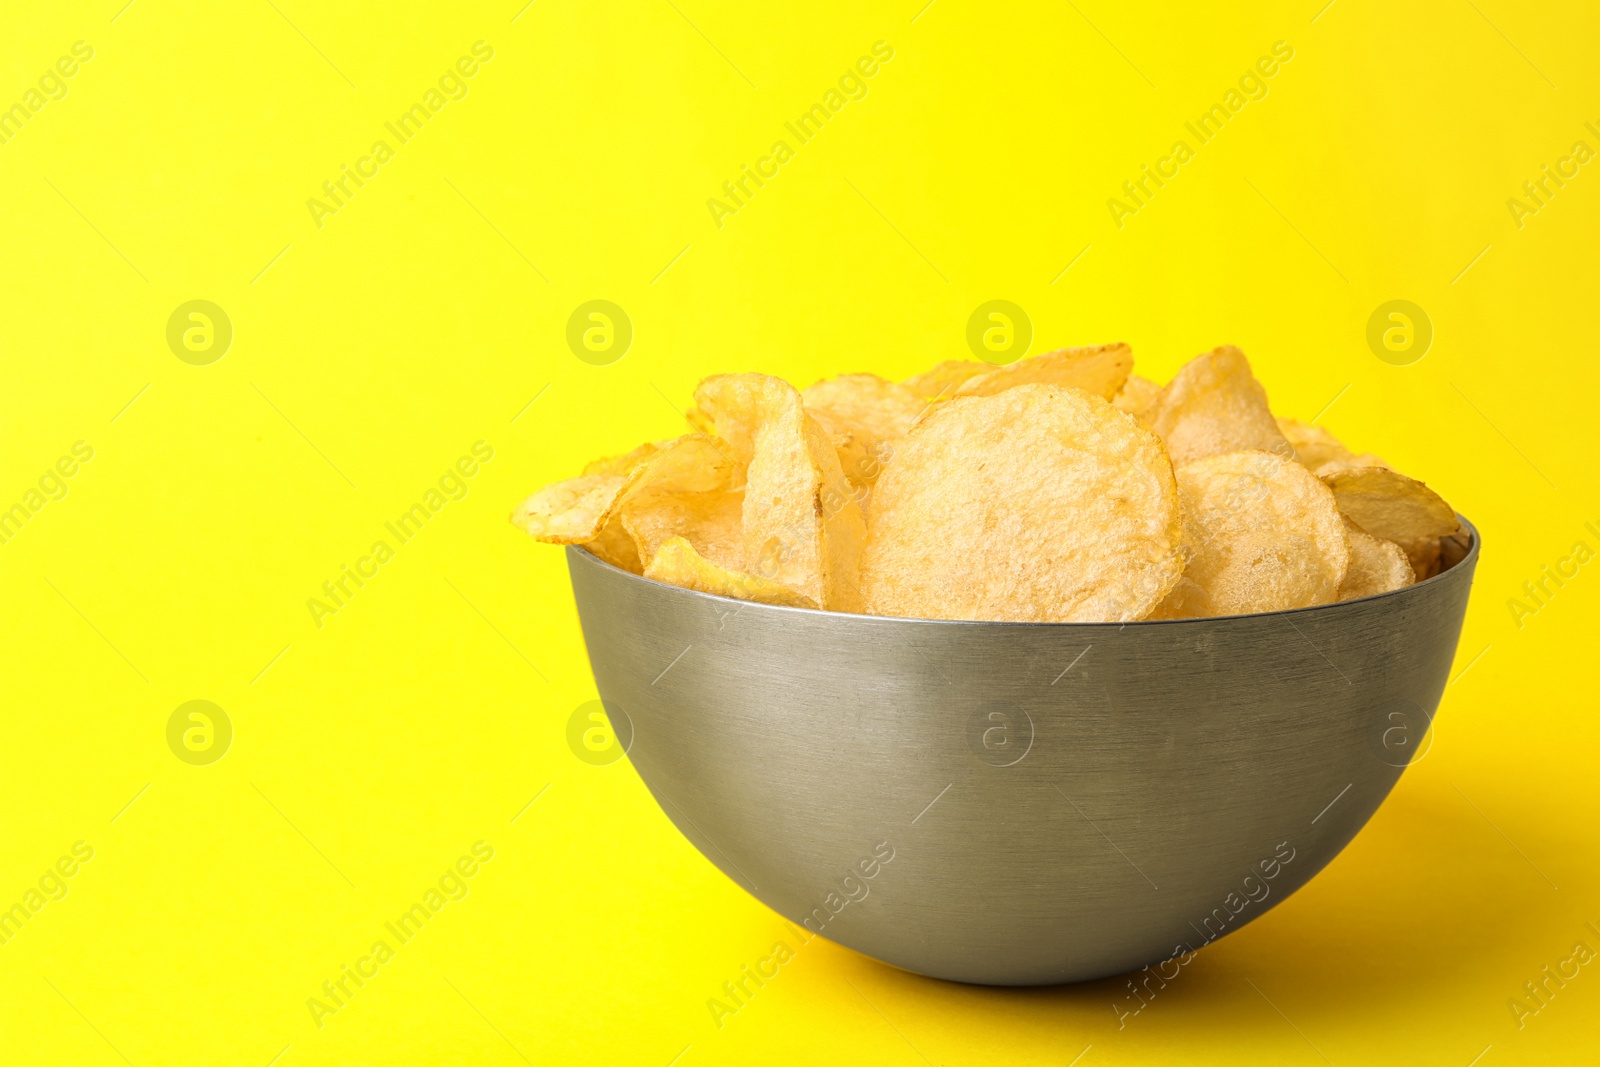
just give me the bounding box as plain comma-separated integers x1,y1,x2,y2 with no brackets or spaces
567,520,1479,985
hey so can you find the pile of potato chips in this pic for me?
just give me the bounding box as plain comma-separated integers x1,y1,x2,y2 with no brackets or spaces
513,345,1466,621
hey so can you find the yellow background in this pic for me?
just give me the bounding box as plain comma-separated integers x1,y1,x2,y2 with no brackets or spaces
2,0,1596,1063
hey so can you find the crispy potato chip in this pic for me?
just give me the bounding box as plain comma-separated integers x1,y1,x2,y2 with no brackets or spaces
621,487,744,571
1147,347,1289,467
902,360,994,399
861,384,1185,622
582,440,664,477
802,373,926,489
1168,450,1349,616
644,537,817,609
953,344,1133,402
583,518,644,573
1338,518,1414,601
1113,373,1162,421
511,434,735,544
1278,419,1391,477
694,374,866,610
1320,466,1460,545
1396,535,1443,581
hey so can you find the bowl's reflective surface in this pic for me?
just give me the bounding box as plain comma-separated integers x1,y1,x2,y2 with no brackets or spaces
567,521,1478,985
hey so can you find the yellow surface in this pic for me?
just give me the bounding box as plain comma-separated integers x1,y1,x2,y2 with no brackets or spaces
1,1,1596,1063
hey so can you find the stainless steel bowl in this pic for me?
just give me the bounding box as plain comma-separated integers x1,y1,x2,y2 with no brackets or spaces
567,520,1479,985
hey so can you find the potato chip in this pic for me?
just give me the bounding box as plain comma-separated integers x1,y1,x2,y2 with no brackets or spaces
621,487,744,571
902,360,994,399
1338,518,1414,601
1113,373,1162,421
1320,466,1460,545
644,537,818,609
1147,347,1289,467
1168,450,1349,616
953,344,1133,402
693,374,866,610
583,517,645,573
802,373,926,489
860,384,1185,622
1397,535,1443,581
582,440,664,478
511,434,734,544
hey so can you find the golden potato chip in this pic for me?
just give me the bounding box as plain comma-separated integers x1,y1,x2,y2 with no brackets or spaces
694,374,866,611
1320,466,1460,545
1396,535,1443,581
953,344,1133,402
1113,373,1162,421
621,487,744,570
802,373,926,489
1147,347,1289,467
582,440,664,478
860,384,1185,622
511,434,734,544
1169,450,1349,616
1278,419,1390,476
583,518,644,573
902,360,994,399
644,537,818,609
1338,518,1414,601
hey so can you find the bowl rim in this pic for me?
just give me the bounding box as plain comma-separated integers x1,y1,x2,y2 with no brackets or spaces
566,515,1479,629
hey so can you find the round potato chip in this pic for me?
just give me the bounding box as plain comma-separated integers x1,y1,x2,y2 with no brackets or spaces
1113,373,1162,422
902,360,994,399
1320,466,1459,544
511,434,734,544
621,487,744,571
1147,346,1289,467
645,537,817,609
860,384,1185,622
1338,518,1414,601
802,373,927,489
1170,450,1350,616
694,374,867,611
953,344,1133,402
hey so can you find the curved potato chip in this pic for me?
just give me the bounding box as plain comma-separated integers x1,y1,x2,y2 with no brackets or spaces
582,440,664,477
954,344,1133,402
861,384,1185,622
644,537,817,608
694,374,866,611
583,518,644,573
1396,535,1443,581
802,373,926,489
1147,347,1289,467
1338,518,1414,601
1113,373,1162,421
1171,450,1349,616
1320,466,1459,544
621,487,744,570
511,434,735,544
902,360,993,399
